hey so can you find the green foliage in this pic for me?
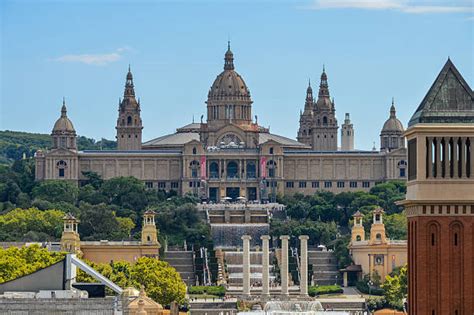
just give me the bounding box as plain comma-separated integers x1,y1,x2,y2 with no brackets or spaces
382,264,407,310
366,296,388,312
0,244,66,283
32,180,79,204
0,208,64,241
188,285,226,297
308,285,343,296
332,235,352,269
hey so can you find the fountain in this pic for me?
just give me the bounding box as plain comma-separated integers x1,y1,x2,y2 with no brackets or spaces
238,301,351,314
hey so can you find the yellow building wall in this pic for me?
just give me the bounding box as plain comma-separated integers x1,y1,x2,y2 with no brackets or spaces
81,245,159,264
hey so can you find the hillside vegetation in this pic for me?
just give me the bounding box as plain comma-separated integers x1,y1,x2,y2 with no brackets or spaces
0,130,116,165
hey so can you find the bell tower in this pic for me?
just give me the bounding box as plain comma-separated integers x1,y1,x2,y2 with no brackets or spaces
351,210,365,242
60,213,81,254
116,66,143,150
297,80,315,146
402,59,474,315
369,208,387,245
141,210,159,245
341,113,354,151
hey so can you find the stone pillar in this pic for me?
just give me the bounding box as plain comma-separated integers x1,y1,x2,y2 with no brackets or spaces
242,235,252,298
343,271,348,287
453,137,459,178
280,235,289,298
435,137,441,178
299,235,309,297
261,235,270,299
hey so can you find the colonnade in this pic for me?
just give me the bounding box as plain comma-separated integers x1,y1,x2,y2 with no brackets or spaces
240,234,309,299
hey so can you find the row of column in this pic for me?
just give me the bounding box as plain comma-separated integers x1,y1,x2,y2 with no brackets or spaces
241,234,309,299
426,136,472,179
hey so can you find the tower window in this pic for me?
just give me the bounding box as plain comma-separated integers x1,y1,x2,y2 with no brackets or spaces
269,147,274,154
127,116,132,125
323,116,328,124
431,233,435,246
356,235,361,241
454,233,458,246
376,233,382,240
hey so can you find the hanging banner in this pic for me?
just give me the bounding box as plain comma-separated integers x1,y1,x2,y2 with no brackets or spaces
260,156,267,178
200,156,207,179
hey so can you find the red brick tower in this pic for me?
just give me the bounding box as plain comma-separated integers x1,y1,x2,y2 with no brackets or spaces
402,59,474,314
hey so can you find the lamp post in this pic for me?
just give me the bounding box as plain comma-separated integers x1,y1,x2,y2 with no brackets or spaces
367,280,374,295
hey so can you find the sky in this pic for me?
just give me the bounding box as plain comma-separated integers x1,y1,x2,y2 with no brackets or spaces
1,0,473,150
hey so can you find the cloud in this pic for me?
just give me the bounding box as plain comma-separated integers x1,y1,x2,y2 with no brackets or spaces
53,47,132,66
305,0,473,14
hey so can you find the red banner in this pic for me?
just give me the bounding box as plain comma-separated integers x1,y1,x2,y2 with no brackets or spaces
260,156,267,178
200,156,207,179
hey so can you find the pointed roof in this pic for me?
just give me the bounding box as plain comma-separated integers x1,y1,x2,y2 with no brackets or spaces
408,59,474,127
52,99,76,133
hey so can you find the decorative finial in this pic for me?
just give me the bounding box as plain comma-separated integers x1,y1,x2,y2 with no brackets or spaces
61,98,67,117
192,115,194,123
128,64,131,72
228,40,231,51
323,64,325,73
392,97,394,106
308,78,311,87
62,97,65,106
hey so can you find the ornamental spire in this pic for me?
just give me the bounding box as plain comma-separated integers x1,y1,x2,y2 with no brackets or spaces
390,97,396,118
124,65,135,97
61,97,67,117
224,41,234,71
318,65,330,98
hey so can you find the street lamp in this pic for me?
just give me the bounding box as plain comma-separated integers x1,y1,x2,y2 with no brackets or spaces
367,280,374,295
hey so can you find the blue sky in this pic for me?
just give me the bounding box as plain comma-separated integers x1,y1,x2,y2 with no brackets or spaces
1,0,473,150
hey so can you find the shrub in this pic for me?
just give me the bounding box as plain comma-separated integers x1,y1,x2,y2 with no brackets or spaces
356,280,384,295
308,284,343,296
188,285,225,297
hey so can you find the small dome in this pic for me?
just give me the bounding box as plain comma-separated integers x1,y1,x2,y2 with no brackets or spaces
381,101,404,133
53,102,76,133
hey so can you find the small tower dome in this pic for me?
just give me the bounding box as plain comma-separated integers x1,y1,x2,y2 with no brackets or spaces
380,98,405,151
51,99,77,150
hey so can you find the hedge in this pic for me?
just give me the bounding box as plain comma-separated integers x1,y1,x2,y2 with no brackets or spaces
356,281,384,296
308,285,343,296
188,286,226,297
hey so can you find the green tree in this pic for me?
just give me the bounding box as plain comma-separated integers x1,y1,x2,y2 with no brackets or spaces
32,180,78,204
382,265,407,310
77,203,126,240
0,245,66,283
100,177,148,211
0,208,64,241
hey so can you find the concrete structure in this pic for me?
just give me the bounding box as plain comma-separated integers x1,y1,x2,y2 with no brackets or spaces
298,235,309,297
241,235,251,298
260,235,270,299
36,43,407,201
279,235,289,298
347,208,407,284
60,211,160,264
401,59,474,315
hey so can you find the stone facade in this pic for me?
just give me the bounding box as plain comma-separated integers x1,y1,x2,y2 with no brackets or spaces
402,59,474,315
36,44,408,201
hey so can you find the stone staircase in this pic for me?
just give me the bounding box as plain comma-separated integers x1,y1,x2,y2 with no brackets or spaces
308,250,340,286
162,250,196,286
224,251,276,287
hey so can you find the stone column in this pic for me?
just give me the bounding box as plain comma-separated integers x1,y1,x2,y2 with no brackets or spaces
453,137,459,178
261,235,270,299
242,235,252,298
299,235,309,297
280,235,290,298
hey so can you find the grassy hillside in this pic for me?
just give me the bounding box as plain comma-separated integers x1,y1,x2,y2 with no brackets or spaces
0,130,116,165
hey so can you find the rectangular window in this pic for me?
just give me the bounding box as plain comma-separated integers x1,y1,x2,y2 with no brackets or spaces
171,182,179,189
299,181,306,188
312,181,319,188
362,181,370,188
408,138,417,180
158,181,166,189
337,181,345,188
350,181,357,188
189,181,193,188
400,168,406,177
324,181,332,188
286,181,294,188
59,168,65,177
145,181,153,189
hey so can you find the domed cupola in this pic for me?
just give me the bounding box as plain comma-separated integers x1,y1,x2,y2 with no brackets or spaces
380,98,405,151
51,98,77,150
206,42,253,126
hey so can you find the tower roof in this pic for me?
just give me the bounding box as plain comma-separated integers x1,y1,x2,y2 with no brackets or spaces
315,66,332,110
52,98,76,133
207,42,251,102
120,66,139,109
408,58,474,127
381,98,404,133
353,210,363,218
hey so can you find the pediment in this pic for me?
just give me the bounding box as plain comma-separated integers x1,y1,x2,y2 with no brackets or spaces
47,148,78,157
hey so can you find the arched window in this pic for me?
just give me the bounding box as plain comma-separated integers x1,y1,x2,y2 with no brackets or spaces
127,116,132,125
356,235,361,241
323,116,328,125
56,160,67,178
147,235,151,242
269,147,274,155
227,161,239,179
192,147,197,155
376,233,382,240
266,160,277,178
190,160,200,178
210,162,219,179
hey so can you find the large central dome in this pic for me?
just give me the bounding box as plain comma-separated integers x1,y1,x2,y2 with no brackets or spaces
207,43,251,101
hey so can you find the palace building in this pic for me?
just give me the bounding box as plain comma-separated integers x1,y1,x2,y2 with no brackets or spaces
35,43,407,201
